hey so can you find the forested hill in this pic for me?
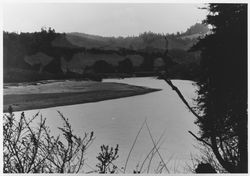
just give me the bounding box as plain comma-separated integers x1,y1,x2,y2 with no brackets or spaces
67,23,209,51
3,23,209,83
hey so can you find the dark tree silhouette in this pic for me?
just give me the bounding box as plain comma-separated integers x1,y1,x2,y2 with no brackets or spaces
92,60,115,73
190,4,247,173
184,23,209,36
118,58,133,74
195,163,216,173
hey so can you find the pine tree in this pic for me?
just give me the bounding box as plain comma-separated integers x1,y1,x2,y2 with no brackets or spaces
191,4,247,173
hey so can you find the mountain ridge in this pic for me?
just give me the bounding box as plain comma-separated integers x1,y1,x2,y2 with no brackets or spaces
65,23,209,51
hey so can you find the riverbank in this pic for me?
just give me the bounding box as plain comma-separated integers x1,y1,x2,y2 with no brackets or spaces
4,80,160,112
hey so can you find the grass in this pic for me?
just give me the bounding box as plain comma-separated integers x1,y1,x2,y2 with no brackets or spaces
122,119,172,174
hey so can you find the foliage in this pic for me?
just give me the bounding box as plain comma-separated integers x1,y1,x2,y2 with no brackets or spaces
186,143,226,173
3,28,60,65
3,108,173,174
117,58,134,74
190,3,247,173
3,106,94,173
3,28,61,76
4,24,204,83
183,23,209,36
96,144,119,173
195,163,216,173
92,60,115,73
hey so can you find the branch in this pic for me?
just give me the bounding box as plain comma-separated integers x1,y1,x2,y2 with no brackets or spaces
162,75,240,172
188,131,212,148
163,78,203,122
210,135,236,173
27,117,46,172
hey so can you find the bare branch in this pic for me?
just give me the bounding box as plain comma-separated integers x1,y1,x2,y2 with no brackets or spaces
188,131,212,148
163,77,203,122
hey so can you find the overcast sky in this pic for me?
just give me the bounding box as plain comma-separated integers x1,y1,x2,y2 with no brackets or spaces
3,3,208,37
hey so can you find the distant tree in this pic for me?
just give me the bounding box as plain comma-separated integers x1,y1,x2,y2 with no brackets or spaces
184,23,209,35
92,60,115,73
139,53,154,72
118,58,133,74
3,28,61,72
139,31,163,45
190,4,247,173
43,56,62,74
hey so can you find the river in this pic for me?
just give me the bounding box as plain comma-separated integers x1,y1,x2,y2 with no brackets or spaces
11,77,199,173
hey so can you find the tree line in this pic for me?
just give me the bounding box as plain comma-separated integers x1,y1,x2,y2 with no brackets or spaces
3,27,201,82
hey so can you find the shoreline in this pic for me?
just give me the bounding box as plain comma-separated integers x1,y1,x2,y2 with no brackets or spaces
4,81,161,112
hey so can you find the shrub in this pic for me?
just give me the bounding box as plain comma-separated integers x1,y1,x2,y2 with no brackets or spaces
3,106,94,173
96,144,119,173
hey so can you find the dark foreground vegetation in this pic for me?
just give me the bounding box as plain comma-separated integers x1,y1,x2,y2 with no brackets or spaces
193,3,247,173
162,3,247,173
3,107,172,173
3,107,120,174
3,107,95,173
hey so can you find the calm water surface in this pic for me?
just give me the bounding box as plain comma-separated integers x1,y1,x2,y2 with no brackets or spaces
13,77,199,173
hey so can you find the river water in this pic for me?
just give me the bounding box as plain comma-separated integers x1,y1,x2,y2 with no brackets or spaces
12,77,200,173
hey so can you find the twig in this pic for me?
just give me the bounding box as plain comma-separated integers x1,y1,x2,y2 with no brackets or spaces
145,121,170,173
124,118,146,173
139,126,167,172
147,135,167,173
147,149,154,173
188,131,212,148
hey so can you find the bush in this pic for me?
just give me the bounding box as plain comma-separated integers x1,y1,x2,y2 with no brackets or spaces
96,144,119,173
3,106,94,173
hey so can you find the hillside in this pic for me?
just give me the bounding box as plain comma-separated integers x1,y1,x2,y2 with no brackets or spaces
66,23,209,51
66,32,194,51
3,23,209,82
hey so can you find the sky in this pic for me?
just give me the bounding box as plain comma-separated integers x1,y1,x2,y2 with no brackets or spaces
3,3,208,37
